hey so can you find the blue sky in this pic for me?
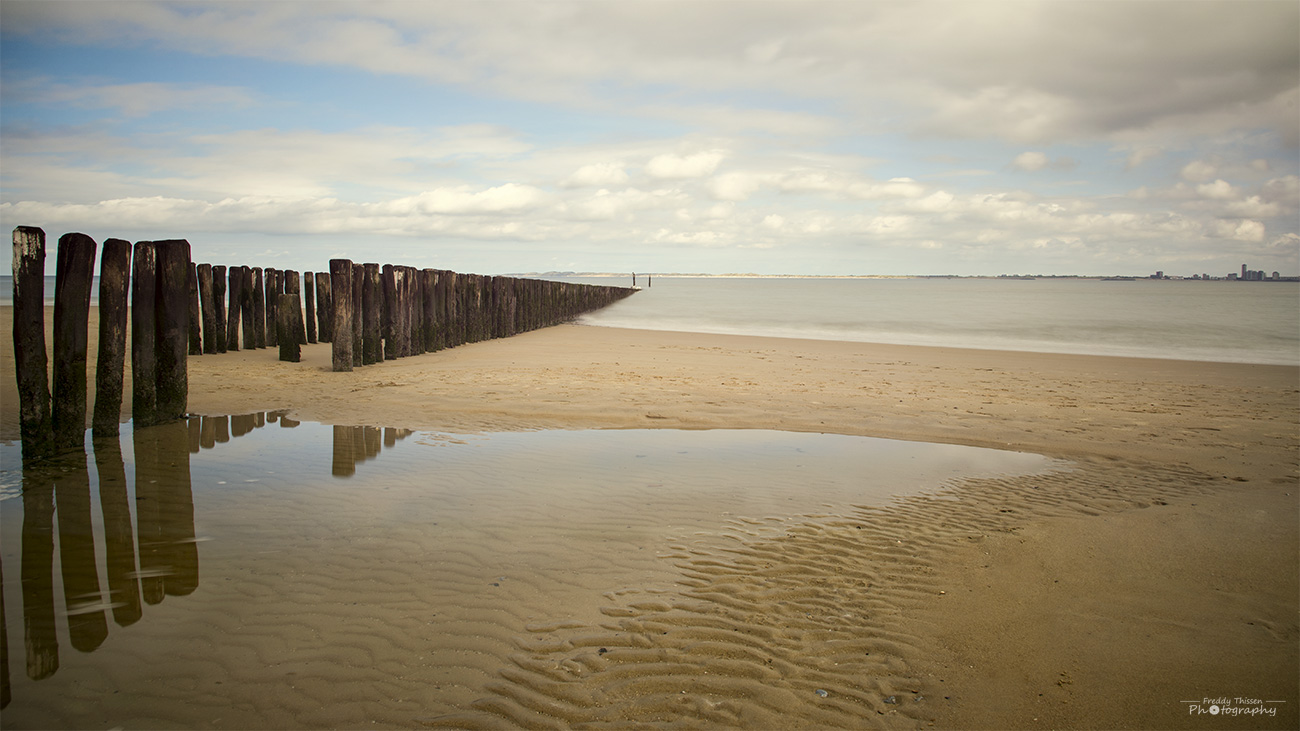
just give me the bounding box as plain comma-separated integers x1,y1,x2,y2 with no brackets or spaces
2,0,1297,276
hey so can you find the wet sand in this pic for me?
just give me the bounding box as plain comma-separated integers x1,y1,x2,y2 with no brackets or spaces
1,306,1297,728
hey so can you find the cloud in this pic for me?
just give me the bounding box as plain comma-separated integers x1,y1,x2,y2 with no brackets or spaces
1213,219,1266,242
1195,179,1239,200
1122,145,1162,170
707,171,769,201
31,81,258,118
645,151,725,179
562,162,629,188
1181,160,1219,182
383,184,550,215
1010,151,1078,172
10,1,1296,146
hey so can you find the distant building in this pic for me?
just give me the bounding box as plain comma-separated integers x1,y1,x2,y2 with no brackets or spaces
1273,271,1281,280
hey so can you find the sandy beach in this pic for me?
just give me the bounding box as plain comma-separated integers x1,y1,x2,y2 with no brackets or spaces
2,306,1297,728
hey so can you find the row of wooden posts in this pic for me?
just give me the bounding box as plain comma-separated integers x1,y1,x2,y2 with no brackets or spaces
320,259,637,372
11,225,637,461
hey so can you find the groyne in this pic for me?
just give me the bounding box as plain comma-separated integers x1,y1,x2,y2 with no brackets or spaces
10,227,637,460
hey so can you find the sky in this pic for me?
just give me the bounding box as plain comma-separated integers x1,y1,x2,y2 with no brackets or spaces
1,1,1297,277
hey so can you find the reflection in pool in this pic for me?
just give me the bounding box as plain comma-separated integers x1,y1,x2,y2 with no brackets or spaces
0,416,1063,727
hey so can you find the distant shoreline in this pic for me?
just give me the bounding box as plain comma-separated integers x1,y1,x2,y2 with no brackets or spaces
514,272,1300,282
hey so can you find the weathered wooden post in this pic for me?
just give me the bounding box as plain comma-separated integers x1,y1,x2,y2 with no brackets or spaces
422,269,437,353
285,270,306,344
252,267,266,348
240,266,256,350
187,263,202,356
226,265,242,352
51,233,98,449
304,271,317,344
329,260,353,371
351,265,363,367
93,238,131,437
406,267,420,356
211,265,227,353
362,263,382,364
393,266,407,358
381,264,397,360
264,267,278,348
277,293,300,362
196,264,216,354
315,271,332,343
154,240,191,423
131,242,158,426
12,226,53,459
408,267,421,355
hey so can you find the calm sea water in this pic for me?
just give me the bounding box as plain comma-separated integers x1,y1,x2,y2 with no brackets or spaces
4,274,1297,365
564,276,1300,366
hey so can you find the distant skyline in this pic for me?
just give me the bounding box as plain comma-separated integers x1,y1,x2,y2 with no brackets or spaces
2,1,1297,277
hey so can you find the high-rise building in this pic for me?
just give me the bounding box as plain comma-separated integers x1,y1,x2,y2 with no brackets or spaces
1242,264,1248,279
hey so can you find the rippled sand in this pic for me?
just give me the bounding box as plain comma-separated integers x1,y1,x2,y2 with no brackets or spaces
1,307,1297,729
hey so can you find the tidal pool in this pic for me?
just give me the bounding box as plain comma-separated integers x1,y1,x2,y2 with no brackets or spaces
0,416,1063,728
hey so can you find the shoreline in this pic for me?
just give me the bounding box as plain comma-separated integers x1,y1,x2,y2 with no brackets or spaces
2,306,1297,728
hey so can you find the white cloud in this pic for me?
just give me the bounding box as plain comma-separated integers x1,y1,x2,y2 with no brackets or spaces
1224,196,1282,218
1214,219,1267,242
1011,151,1051,172
645,151,726,179
848,178,927,200
1010,151,1078,172
383,184,549,215
708,171,769,201
562,162,629,188
1181,160,1218,182
1196,179,1239,200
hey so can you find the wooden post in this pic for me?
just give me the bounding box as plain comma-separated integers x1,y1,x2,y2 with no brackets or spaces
329,260,353,371
196,264,216,354
264,267,278,347
240,266,256,351
351,265,363,367
406,267,419,356
277,293,300,362
422,269,437,353
131,242,158,426
226,265,242,352
381,264,397,360
315,271,332,343
93,238,131,437
285,270,306,344
187,263,202,356
362,263,382,364
12,226,53,459
51,233,98,449
154,240,191,423
304,271,317,344
211,265,227,353
252,267,266,348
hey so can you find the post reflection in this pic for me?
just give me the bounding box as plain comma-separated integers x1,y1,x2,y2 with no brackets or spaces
331,425,412,477
3,418,197,708
54,450,108,653
1,411,413,708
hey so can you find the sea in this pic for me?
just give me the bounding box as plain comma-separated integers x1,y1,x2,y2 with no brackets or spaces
3,274,1298,366
564,276,1299,366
